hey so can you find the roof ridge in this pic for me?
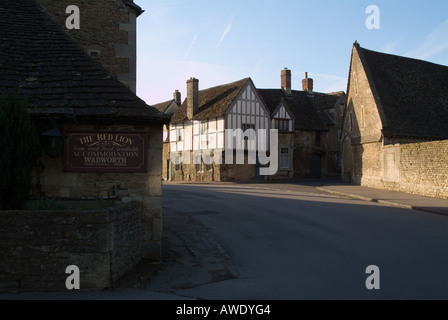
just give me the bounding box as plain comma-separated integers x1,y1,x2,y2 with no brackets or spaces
197,77,250,93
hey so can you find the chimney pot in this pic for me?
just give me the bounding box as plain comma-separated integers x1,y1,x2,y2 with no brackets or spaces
281,68,292,95
187,78,199,120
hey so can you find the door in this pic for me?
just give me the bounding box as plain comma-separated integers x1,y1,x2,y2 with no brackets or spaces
311,154,322,178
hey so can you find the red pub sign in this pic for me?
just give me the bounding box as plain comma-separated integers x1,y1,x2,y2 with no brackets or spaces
63,131,148,173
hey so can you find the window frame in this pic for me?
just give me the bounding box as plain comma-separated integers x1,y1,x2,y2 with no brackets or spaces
200,121,209,135
275,119,290,132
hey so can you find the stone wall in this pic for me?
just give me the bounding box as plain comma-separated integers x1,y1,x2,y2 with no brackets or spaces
35,0,138,92
348,139,448,199
397,140,448,199
34,122,163,261
359,141,384,189
169,150,260,182
319,97,345,178
293,130,315,177
0,201,141,293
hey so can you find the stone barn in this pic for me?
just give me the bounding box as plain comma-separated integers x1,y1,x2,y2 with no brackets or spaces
342,42,448,199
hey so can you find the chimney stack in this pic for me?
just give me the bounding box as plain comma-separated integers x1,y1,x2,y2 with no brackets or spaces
302,72,313,92
187,77,199,120
173,90,182,106
281,68,292,95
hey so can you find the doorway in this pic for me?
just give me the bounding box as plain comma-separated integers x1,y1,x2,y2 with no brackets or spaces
311,154,322,178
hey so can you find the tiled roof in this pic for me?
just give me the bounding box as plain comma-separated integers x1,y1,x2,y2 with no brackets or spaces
171,78,250,124
311,92,345,125
153,100,175,114
356,45,448,140
0,0,168,123
257,89,329,131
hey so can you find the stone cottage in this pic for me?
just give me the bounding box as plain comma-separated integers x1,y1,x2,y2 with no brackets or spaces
258,69,346,179
342,42,448,199
0,0,168,291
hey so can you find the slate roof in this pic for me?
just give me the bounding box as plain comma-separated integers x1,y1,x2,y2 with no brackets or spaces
355,44,448,140
0,0,168,123
171,78,250,124
257,89,330,131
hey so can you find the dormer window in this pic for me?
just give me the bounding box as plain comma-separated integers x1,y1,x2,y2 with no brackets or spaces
275,119,289,132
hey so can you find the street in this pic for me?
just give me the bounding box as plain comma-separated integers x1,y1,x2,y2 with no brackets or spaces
157,182,448,300
1,181,448,301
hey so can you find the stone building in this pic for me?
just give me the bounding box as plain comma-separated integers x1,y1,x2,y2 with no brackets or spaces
341,42,448,199
258,69,346,179
0,0,168,291
168,77,273,182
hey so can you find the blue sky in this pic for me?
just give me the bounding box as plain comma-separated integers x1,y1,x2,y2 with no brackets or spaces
136,0,448,106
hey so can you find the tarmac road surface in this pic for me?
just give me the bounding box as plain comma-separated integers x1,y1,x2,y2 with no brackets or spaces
2,180,448,300
156,182,448,300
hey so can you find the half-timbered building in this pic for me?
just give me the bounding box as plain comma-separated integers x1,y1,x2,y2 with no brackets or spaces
168,77,272,181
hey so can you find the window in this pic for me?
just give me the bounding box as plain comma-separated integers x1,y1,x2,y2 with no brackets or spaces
88,50,101,58
280,147,290,169
201,121,208,134
242,123,255,132
176,128,183,142
275,119,289,132
175,163,181,171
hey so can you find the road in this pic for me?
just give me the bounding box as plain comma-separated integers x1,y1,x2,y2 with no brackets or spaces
156,182,448,300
